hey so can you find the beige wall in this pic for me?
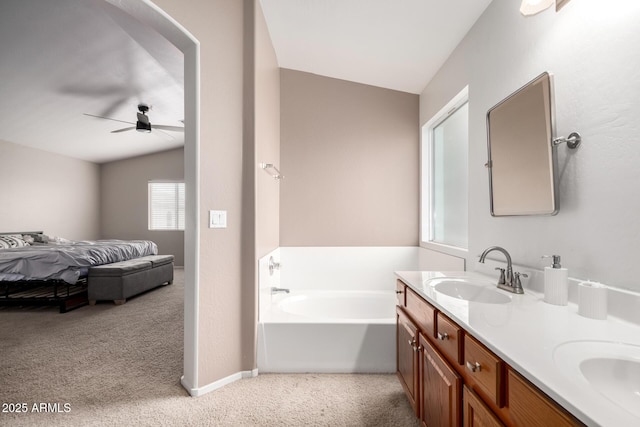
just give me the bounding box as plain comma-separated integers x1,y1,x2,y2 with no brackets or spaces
255,1,280,259
0,139,100,240
152,0,257,385
100,147,185,265
280,69,419,246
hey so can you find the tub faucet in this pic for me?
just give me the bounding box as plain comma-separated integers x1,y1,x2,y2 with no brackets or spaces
478,246,525,294
270,287,290,294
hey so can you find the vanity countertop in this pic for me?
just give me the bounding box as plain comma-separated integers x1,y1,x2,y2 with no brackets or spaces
395,269,640,427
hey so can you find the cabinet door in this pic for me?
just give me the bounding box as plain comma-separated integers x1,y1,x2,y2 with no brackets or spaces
420,334,462,427
397,307,419,416
463,385,504,427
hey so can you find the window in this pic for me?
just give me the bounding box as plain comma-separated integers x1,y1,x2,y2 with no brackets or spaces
421,87,468,253
148,181,185,231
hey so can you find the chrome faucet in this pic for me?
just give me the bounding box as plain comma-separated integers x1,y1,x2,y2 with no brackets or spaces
270,287,290,294
478,246,526,294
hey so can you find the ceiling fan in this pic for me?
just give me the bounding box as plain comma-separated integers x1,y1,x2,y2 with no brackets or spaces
84,103,184,135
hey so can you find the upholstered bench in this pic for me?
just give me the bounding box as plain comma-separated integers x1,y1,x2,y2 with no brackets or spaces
88,254,174,305
140,254,174,288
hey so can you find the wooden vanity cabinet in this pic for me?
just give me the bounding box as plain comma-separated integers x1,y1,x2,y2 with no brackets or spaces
396,279,586,427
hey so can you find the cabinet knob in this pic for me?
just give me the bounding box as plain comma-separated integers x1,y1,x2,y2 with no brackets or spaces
437,332,449,341
466,361,482,373
396,290,404,294
408,338,418,351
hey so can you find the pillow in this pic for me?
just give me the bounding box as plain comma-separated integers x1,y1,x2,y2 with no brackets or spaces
32,234,50,243
0,234,30,249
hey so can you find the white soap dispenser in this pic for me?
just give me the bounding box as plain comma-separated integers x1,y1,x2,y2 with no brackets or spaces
542,255,568,306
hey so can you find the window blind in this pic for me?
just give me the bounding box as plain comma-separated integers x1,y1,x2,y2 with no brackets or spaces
148,182,185,230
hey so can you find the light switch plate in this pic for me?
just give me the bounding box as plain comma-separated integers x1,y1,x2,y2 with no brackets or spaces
209,210,227,228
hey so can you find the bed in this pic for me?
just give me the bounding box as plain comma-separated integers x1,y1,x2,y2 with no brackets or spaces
0,232,158,312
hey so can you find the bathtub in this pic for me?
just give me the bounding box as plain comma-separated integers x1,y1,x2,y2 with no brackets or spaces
257,247,420,373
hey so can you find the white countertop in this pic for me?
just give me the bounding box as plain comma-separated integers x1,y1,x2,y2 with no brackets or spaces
395,269,640,427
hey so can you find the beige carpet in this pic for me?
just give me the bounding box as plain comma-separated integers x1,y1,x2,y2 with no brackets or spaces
0,269,418,426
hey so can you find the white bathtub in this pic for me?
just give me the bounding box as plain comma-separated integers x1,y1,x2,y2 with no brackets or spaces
257,247,420,373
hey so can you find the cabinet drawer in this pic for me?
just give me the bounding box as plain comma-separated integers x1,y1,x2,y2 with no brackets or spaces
406,287,436,337
435,312,464,365
464,334,504,407
507,369,583,427
396,280,406,307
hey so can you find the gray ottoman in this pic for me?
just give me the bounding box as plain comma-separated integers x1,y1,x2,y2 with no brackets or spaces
139,254,174,287
88,254,174,305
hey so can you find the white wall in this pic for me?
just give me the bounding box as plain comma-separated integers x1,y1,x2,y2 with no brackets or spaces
420,0,640,292
0,139,100,239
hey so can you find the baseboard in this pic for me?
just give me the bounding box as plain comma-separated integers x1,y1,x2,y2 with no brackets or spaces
181,369,259,397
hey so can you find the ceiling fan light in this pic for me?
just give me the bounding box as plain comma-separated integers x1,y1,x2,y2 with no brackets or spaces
136,121,151,133
520,0,555,16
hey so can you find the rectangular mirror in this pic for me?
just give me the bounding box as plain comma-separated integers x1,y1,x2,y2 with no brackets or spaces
486,72,558,216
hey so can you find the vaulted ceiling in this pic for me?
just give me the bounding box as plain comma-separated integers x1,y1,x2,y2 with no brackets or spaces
260,0,493,94
0,0,492,164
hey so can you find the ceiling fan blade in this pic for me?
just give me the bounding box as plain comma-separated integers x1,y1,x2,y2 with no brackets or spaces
152,125,184,132
84,113,134,125
111,126,136,133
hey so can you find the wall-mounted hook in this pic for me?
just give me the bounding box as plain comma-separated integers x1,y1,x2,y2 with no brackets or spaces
260,163,284,181
552,132,581,149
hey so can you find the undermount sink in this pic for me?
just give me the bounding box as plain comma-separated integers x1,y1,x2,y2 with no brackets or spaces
430,278,511,304
553,340,640,419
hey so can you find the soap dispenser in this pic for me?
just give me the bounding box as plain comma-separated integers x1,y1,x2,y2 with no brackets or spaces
542,255,568,306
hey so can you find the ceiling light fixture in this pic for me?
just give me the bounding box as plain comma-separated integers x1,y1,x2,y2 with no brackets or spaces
520,0,554,16
520,0,572,16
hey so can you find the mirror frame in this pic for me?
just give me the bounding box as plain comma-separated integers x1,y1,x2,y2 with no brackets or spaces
486,72,559,216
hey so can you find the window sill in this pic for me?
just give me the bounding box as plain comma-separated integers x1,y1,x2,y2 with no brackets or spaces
420,241,468,260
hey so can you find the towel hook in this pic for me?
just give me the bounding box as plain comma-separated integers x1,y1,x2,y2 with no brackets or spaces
552,132,582,149
259,163,284,181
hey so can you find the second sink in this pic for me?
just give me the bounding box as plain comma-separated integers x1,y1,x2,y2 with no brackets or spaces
553,340,640,420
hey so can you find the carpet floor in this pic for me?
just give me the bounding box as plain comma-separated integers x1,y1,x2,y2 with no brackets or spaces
0,268,418,426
